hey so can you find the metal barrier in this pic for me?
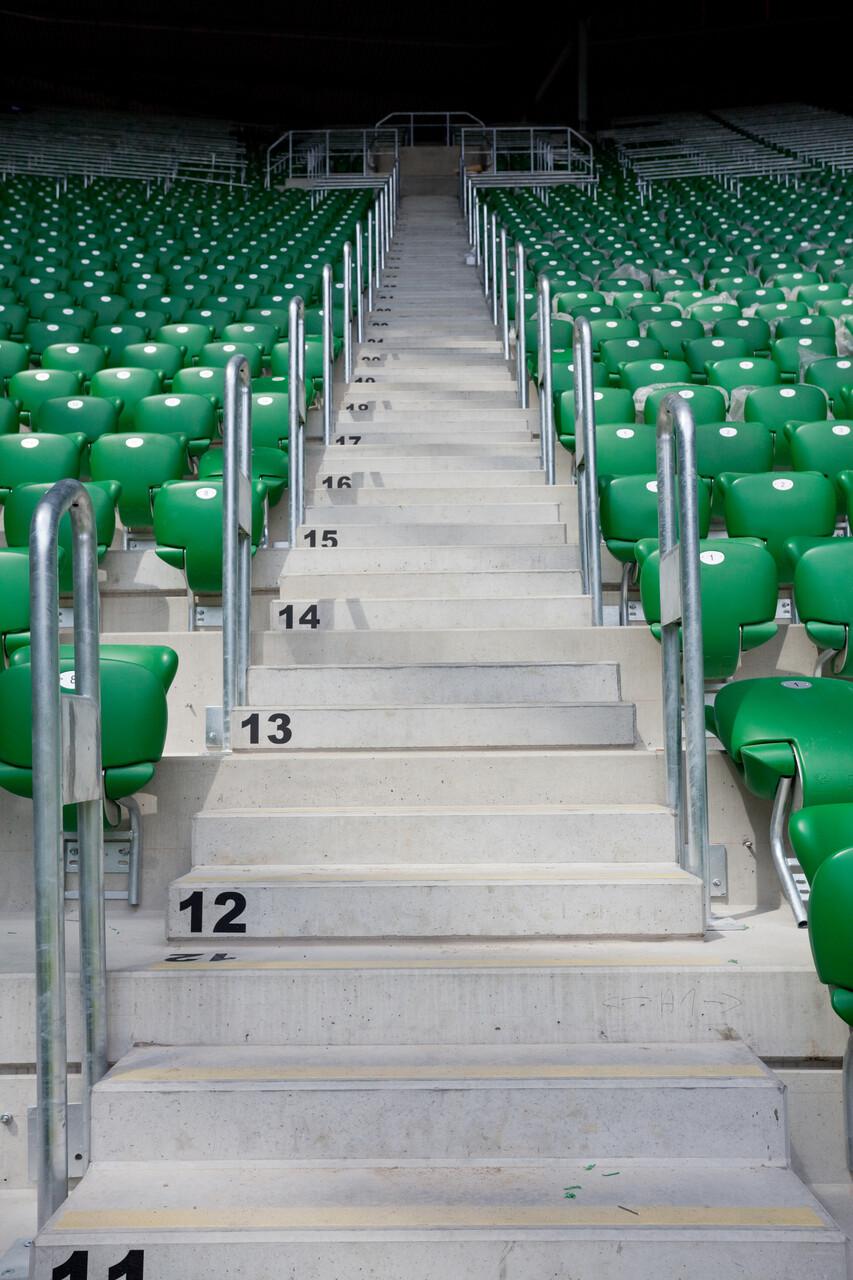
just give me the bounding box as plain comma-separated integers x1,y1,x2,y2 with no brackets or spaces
211,356,253,754
499,228,510,360
536,273,556,484
343,241,354,385
375,110,484,147
265,128,399,187
321,264,334,446
355,222,365,343
573,316,603,625
288,296,308,544
515,241,528,410
655,394,711,920
30,479,106,1226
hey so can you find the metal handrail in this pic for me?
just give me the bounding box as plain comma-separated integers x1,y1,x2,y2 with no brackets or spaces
288,296,307,544
656,394,711,920
343,241,354,384
374,111,485,146
355,222,365,343
499,228,510,360
321,264,334,446
220,356,253,753
30,479,106,1226
573,316,603,625
515,241,528,410
536,273,556,484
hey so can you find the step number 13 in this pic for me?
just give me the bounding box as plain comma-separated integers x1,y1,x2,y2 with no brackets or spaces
53,1251,143,1279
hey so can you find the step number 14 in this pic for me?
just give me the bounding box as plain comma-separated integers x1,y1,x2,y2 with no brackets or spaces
53,1251,143,1279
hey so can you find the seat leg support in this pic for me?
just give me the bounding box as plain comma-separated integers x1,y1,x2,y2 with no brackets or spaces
769,774,808,927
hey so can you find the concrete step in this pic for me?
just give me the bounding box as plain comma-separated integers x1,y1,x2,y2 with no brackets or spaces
275,571,583,598
248,661,618,706
90,1042,785,1163
229,700,634,751
295,524,567,548
167,862,700,939
308,470,548,487
302,503,563,525
34,1160,843,1280
322,432,537,446
314,443,539,457
310,452,542,471
191,802,675,866
269,596,589,631
307,487,573,507
278,546,580,573
257,628,613,665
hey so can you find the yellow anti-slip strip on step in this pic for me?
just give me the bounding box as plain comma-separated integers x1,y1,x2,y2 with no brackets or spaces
111,1064,766,1084
56,1206,827,1231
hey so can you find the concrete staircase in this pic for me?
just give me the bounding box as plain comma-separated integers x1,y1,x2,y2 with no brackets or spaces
31,196,847,1276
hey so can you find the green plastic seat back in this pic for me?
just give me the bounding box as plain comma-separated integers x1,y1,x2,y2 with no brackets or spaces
200,341,263,378
600,337,663,378
551,359,607,396
772,336,837,378
223,322,278,357
713,316,772,352
91,367,163,426
707,357,779,393
588,317,640,351
156,323,211,362
0,656,170,802
595,423,657,478
184,308,234,339
0,339,30,379
600,473,711,563
251,393,290,450
8,642,178,692
642,384,726,425
35,395,119,444
788,804,853,1022
690,302,741,327
620,358,691,393
132,393,217,457
0,432,84,499
686,336,750,376
756,300,809,323
88,323,144,361
120,342,183,381
744,384,828,431
806,358,853,409
0,548,31,653
198,445,288,505
9,369,81,418
645,318,704,358
776,315,837,342
90,433,187,529
270,340,325,382
793,540,853,675
41,342,106,379
153,479,266,594
4,480,118,591
790,421,853,502
640,538,778,680
723,471,837,582
171,366,226,407
711,677,853,805
695,420,774,488
24,320,84,356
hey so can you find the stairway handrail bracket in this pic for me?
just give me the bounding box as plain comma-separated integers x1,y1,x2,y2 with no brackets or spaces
30,478,107,1226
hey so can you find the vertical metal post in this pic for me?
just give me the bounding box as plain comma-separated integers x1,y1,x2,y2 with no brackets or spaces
500,228,510,360
367,208,374,312
288,297,307,543
481,203,489,293
474,197,482,266
222,355,253,750
355,222,364,343
573,316,603,625
374,198,381,286
490,213,499,327
343,241,353,384
321,264,334,446
31,479,105,1228
656,394,710,917
515,241,528,409
537,273,555,483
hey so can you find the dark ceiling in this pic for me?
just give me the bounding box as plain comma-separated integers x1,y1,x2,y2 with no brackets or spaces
1,1,850,139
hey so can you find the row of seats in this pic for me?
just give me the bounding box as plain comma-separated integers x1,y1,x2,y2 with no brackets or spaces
489,158,853,1029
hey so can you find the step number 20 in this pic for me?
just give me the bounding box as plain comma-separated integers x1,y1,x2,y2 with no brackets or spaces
53,1252,143,1279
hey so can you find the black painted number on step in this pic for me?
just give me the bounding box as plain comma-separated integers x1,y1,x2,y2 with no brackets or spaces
362,355,380,363
240,712,293,745
178,890,247,934
53,1251,144,1280
321,475,352,488
341,409,367,417
304,529,338,546
279,603,321,629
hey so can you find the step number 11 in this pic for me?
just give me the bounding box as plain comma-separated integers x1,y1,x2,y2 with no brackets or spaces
53,1252,143,1279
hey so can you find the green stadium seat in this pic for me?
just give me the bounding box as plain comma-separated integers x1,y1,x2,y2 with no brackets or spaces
197,445,288,506
0,399,19,435
707,357,779,395
713,316,772,353
34,395,119,444
645,318,704,358
156,322,210,363
91,366,163,427
153,479,266,597
600,337,663,383
131,393,217,458
0,547,33,662
639,538,778,679
723,471,837,583
0,432,85,502
201,341,264,378
642,384,727,425
9,368,81,421
0,339,31,382
90,323,146,362
744,383,829,464
171,365,226,408
806,358,853,412
695,421,774,515
119,342,184,382
620,358,691,394
594,423,657,479
3,480,119,592
24,320,84,356
788,420,853,507
791,541,853,677
685,336,751,381
90,433,188,531
41,341,106,380
251,392,290,451
771,335,837,381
